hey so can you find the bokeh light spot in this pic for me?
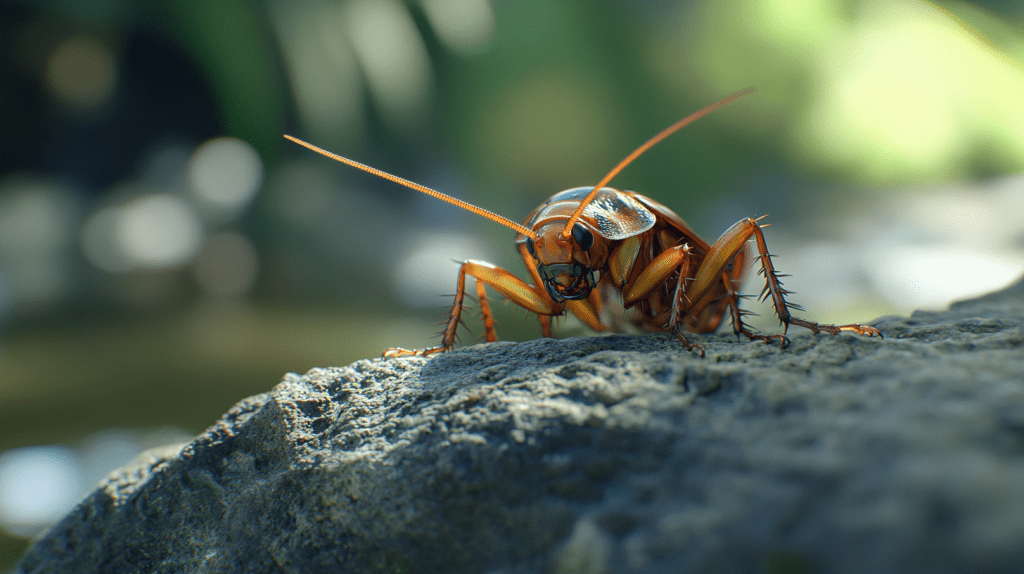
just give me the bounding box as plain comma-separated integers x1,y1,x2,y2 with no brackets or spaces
869,246,1024,311
45,35,117,109
116,195,203,268
0,182,76,260
0,429,192,539
0,178,78,309
271,1,366,144
82,206,128,273
81,194,204,272
0,446,82,538
188,137,264,220
393,232,492,308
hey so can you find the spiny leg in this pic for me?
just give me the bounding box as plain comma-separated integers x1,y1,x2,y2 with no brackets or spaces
384,259,562,357
622,243,705,356
747,220,881,339
384,263,472,357
717,247,784,345
667,256,705,357
721,269,787,347
564,298,608,332
689,217,882,345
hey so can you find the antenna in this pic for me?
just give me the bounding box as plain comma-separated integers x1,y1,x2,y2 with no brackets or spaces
561,87,755,239
284,135,538,240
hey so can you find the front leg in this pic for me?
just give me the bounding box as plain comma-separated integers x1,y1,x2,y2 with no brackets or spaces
476,279,497,343
384,260,563,357
688,217,882,345
519,243,556,338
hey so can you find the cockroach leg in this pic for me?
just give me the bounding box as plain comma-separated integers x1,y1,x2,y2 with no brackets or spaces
689,217,881,346
670,261,706,357
747,221,882,340
622,244,695,306
564,299,606,332
289,89,884,358
383,259,562,357
786,317,884,338
476,280,497,343
539,315,554,338
721,270,789,347
670,323,705,357
384,261,473,357
615,242,707,355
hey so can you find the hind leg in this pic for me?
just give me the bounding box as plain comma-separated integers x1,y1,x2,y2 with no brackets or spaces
688,217,882,345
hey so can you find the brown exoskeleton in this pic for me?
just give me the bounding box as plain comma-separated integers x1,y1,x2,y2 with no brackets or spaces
285,89,882,357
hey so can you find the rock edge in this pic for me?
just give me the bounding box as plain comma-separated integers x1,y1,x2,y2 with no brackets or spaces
17,278,1024,574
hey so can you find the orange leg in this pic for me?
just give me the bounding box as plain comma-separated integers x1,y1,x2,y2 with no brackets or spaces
513,242,604,337
620,243,705,355
622,243,694,305
519,243,558,339
716,269,785,346
476,280,497,342
689,218,882,346
667,249,704,356
565,298,607,332
539,315,554,338
384,259,563,357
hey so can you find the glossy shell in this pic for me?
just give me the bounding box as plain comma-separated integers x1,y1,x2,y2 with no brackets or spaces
519,187,657,241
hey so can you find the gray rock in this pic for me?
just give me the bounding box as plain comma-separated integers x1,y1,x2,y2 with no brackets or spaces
17,279,1024,574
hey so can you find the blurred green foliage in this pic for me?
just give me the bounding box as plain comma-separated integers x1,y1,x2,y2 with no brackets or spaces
0,0,1022,566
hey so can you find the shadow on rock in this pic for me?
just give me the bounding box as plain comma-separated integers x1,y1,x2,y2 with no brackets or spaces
17,277,1024,573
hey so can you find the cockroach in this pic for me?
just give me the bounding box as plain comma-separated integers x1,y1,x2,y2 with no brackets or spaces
284,88,882,357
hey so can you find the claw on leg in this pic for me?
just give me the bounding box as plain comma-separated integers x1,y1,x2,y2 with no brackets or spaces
668,268,704,358
747,224,882,341
690,217,883,350
381,259,562,358
382,345,450,358
732,315,791,348
671,324,705,358
786,318,883,339
720,271,790,349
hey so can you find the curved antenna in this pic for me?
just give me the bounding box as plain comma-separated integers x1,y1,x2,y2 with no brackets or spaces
284,135,538,240
561,87,755,239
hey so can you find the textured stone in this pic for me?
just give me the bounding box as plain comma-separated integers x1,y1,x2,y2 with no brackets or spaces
17,278,1024,573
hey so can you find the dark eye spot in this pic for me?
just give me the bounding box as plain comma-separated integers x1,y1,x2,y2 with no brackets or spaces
525,237,535,256
572,223,594,251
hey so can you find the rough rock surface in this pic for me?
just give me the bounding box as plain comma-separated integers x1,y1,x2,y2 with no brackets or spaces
18,278,1024,574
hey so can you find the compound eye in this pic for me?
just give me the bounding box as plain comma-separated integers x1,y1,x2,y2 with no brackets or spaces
571,223,594,251
525,237,535,257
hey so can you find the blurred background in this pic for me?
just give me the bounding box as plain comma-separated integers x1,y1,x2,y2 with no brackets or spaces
1,0,1023,566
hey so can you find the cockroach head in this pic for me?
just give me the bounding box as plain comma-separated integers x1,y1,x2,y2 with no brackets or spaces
536,261,595,302
522,221,597,301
